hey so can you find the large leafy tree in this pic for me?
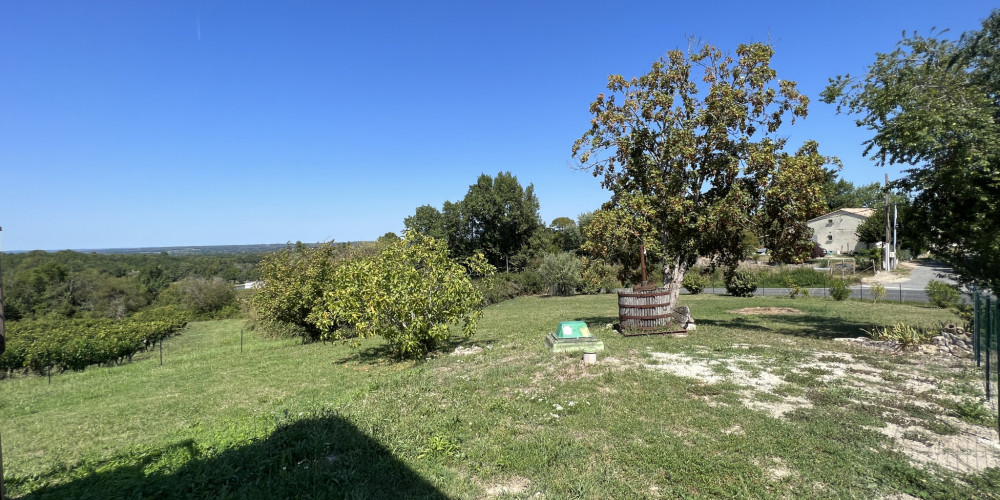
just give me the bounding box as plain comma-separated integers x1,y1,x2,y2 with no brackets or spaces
404,172,542,269
823,10,1000,291
573,41,835,304
460,172,542,268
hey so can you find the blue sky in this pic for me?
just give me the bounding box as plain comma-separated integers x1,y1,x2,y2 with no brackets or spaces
1,1,995,251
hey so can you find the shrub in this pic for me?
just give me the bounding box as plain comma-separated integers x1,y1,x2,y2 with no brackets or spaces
158,277,237,318
316,234,495,357
509,269,547,295
725,270,757,297
829,279,851,301
537,252,583,296
783,277,810,299
682,273,707,295
811,242,826,259
926,280,960,308
477,274,522,306
864,321,932,348
756,267,830,288
870,282,887,303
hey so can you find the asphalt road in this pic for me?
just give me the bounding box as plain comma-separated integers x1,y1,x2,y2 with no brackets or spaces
683,260,964,304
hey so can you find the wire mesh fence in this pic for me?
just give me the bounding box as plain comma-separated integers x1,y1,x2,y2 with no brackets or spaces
973,288,1000,437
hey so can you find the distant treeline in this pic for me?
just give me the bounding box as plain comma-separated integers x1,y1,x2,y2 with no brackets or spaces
0,249,269,321
21,242,325,256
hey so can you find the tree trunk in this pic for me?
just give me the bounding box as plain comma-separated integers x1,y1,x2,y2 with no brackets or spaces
662,256,687,313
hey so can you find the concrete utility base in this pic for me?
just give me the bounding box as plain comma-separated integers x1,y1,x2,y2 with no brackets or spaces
545,332,605,353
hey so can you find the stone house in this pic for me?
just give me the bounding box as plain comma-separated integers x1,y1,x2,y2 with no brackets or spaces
808,208,874,255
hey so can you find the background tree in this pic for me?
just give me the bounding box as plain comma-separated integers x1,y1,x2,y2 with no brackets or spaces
403,205,448,241
459,172,542,268
403,172,542,270
549,217,584,253
821,171,887,211
573,41,835,305
581,195,663,285
824,10,1000,291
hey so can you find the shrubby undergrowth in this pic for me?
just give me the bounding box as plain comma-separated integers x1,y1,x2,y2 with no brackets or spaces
251,234,494,357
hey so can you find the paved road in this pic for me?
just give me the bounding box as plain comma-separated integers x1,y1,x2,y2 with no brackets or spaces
683,260,964,304
687,284,933,303
896,260,958,290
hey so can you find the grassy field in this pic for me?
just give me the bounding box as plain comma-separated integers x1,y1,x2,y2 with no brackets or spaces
1,294,998,499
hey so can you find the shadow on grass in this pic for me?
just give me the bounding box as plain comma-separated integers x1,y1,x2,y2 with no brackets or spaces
698,313,877,340
19,409,447,500
332,336,499,366
572,316,620,328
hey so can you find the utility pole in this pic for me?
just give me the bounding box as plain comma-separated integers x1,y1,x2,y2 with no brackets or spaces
885,173,892,272
893,204,898,270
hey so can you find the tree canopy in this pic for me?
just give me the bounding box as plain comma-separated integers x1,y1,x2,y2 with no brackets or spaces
823,10,1000,291
403,172,542,269
821,172,887,211
573,41,836,302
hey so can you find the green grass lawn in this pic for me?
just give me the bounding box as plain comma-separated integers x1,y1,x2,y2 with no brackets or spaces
1,294,997,499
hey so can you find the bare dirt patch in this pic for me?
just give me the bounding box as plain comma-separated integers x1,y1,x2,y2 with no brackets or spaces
482,476,531,497
874,420,1000,473
729,307,803,315
642,346,1000,474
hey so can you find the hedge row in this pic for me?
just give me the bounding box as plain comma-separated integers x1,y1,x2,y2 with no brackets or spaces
1,308,189,375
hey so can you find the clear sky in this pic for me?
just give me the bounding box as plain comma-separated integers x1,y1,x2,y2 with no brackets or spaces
1,1,995,251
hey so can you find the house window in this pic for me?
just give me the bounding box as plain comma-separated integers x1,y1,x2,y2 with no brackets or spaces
826,235,833,242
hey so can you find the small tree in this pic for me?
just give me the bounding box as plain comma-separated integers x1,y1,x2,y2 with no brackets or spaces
316,234,495,357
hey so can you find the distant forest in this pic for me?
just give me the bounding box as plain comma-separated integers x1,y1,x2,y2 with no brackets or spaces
0,247,277,321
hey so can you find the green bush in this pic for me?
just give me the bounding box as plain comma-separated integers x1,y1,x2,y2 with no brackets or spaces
829,279,851,301
725,270,758,297
509,269,547,295
537,252,583,296
870,282,887,303
476,275,522,306
758,267,831,288
926,280,960,308
683,273,707,294
782,277,810,299
316,234,495,357
157,277,237,319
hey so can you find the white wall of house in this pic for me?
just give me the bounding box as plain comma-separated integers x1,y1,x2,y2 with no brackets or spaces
808,208,873,255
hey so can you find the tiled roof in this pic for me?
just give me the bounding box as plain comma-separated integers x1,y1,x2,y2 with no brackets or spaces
808,207,874,222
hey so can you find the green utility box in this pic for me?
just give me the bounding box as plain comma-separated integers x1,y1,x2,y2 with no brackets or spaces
555,321,591,339
545,321,604,353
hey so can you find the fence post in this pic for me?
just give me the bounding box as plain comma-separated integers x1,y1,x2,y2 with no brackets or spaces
986,296,992,401
974,288,981,366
